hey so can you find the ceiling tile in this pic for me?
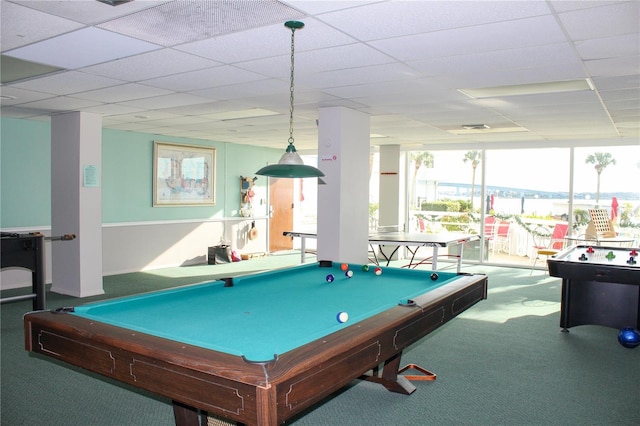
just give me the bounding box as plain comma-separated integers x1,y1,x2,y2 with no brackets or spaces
117,92,214,109
10,0,163,25
142,65,266,92
12,71,125,95
370,16,567,62
0,2,84,51
81,48,221,81
3,27,161,69
71,83,174,103
558,2,640,40
97,0,305,46
317,1,552,41
575,33,640,60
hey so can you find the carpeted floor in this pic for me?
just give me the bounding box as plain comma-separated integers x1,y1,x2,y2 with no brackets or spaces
2,254,639,425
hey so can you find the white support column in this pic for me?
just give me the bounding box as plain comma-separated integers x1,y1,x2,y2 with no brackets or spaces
378,145,404,261
51,112,104,297
317,107,370,264
378,145,403,229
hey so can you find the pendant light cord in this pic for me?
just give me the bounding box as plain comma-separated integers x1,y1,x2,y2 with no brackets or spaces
288,26,296,150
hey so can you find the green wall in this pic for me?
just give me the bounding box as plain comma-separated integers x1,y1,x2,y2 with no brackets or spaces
0,117,280,227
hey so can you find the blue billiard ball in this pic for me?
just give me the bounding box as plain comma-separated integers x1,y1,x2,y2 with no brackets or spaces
337,311,349,323
618,327,640,348
345,270,353,278
326,274,335,283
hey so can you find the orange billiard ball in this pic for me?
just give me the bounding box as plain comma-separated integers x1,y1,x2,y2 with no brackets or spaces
340,263,349,271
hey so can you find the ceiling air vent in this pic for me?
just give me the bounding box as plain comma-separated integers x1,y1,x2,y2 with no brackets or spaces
462,124,490,130
96,0,134,6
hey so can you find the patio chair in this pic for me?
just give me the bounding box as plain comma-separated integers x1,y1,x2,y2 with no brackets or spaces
491,221,511,255
530,223,568,274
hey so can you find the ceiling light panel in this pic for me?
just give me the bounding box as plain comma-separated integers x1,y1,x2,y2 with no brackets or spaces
97,0,305,46
3,27,161,69
459,79,593,99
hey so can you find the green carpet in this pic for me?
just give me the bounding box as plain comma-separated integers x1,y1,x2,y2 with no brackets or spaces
2,255,639,425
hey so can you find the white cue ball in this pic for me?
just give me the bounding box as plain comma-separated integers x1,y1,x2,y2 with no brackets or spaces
337,311,349,323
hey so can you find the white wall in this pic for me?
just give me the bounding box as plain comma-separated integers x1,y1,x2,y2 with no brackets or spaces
1,217,268,290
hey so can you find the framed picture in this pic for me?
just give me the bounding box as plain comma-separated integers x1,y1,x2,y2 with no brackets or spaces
153,141,216,206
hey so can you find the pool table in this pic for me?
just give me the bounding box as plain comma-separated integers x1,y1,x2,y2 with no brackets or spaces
24,261,487,426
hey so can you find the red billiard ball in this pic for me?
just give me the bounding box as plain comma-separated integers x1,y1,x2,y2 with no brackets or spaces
374,267,382,276
340,263,349,271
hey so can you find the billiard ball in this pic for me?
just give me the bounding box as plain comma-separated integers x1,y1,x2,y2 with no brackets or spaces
617,327,640,349
362,265,370,272
326,274,335,283
340,263,349,271
337,311,349,323
374,267,382,276
345,270,353,278
430,272,439,281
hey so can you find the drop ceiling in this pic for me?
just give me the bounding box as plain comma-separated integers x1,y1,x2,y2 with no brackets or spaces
1,0,638,151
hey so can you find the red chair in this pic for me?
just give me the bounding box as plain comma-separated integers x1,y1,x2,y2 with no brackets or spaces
531,223,568,273
491,221,511,255
484,216,497,236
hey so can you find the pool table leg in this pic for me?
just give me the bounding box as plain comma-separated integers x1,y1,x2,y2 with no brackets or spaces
361,352,416,395
172,400,206,426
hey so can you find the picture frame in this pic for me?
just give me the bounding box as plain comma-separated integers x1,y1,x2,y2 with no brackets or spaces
153,141,216,206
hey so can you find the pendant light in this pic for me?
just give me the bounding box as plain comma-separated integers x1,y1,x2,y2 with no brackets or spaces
255,21,325,178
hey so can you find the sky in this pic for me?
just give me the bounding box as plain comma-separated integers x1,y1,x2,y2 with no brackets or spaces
422,145,639,195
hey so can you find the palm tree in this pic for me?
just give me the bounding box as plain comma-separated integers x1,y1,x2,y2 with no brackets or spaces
409,151,434,208
463,150,481,210
585,152,616,205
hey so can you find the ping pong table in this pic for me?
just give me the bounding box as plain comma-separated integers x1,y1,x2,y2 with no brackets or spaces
283,231,479,272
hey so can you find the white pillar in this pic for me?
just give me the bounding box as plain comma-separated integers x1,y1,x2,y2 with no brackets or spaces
378,145,404,261
317,107,370,264
51,112,104,297
378,145,404,229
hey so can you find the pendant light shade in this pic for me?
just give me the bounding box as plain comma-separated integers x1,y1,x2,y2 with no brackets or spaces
255,21,324,179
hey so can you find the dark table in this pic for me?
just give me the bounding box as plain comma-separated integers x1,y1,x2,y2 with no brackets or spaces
25,261,487,425
1,232,45,310
548,245,639,332
1,232,75,310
